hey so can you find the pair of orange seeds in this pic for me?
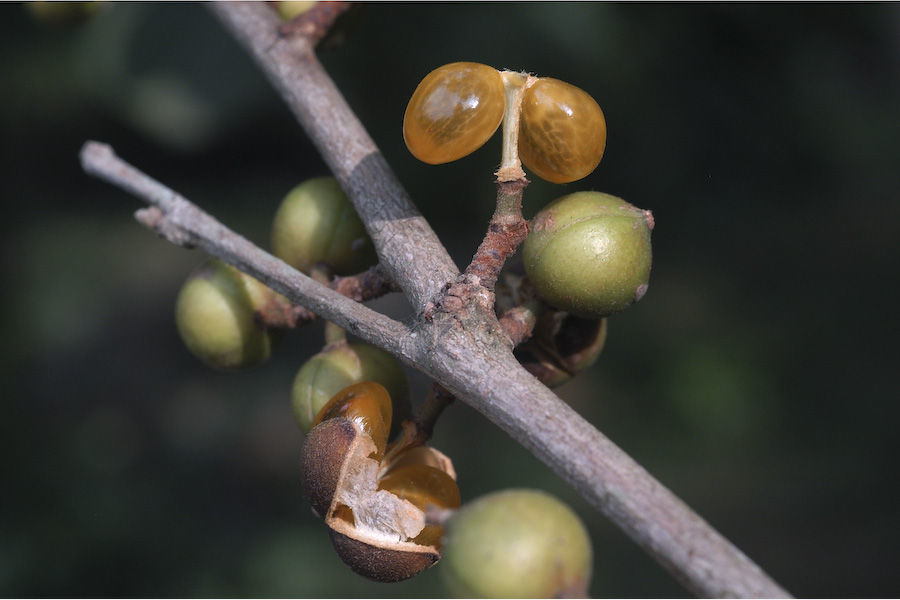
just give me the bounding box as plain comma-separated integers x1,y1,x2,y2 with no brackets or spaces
403,62,607,184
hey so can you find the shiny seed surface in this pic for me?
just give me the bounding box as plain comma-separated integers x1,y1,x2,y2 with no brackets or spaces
519,78,607,183
403,62,505,164
378,464,461,547
313,382,393,460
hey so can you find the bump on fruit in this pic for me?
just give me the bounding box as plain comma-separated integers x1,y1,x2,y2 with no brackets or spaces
523,191,652,318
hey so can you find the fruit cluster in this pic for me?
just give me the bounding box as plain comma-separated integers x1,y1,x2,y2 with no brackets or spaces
168,54,655,596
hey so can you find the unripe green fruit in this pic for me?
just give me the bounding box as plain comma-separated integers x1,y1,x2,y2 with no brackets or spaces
271,177,376,276
174,259,276,370
523,192,653,318
292,343,411,435
441,489,593,598
26,1,104,26
271,0,316,20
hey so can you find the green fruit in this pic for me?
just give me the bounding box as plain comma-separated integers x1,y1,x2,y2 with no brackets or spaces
272,0,317,20
26,1,104,26
271,177,376,276
292,343,411,434
441,489,593,598
175,259,276,370
523,192,653,318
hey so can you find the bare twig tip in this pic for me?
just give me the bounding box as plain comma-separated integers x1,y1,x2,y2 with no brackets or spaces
80,140,114,169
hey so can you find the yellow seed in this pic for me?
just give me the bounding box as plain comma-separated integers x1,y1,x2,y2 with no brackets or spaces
403,62,505,164
519,78,607,183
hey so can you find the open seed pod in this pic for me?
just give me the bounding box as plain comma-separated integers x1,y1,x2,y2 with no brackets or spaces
300,382,460,582
515,309,608,387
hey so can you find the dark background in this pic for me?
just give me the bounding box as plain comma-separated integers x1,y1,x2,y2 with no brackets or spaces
2,3,898,597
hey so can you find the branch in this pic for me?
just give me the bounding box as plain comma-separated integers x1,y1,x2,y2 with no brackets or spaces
464,179,531,292
210,1,459,312
79,3,792,598
83,137,788,599
80,141,412,357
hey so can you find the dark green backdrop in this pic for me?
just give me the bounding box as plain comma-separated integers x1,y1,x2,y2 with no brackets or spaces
2,3,898,597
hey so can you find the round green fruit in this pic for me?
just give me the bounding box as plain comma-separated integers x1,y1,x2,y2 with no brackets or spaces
271,177,376,276
441,489,593,598
26,1,104,26
271,0,316,20
292,342,411,435
523,192,653,318
174,259,276,370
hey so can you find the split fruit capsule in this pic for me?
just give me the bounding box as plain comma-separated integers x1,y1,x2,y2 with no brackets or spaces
300,382,461,582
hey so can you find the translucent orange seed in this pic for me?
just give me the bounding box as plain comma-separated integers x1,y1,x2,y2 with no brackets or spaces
312,381,393,460
518,77,607,184
378,463,462,548
403,62,506,165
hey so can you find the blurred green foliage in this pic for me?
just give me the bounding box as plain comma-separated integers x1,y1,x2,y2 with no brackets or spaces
1,3,898,597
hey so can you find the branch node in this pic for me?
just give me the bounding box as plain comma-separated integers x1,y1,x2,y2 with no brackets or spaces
278,1,352,45
134,206,195,248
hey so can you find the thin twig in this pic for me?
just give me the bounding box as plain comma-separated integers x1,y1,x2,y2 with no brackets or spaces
498,302,539,346
464,179,531,292
80,140,413,357
278,0,352,44
210,2,459,311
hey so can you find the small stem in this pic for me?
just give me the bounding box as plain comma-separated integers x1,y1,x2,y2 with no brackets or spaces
498,299,541,347
382,382,456,468
253,264,397,330
256,292,315,329
495,71,538,183
323,320,347,346
310,264,348,346
464,179,530,291
414,382,455,441
332,264,400,302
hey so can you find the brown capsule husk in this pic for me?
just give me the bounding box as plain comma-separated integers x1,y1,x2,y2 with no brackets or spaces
300,418,358,518
515,311,607,387
329,526,440,582
300,415,455,582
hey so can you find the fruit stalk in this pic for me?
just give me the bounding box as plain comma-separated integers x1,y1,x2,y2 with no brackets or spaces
463,179,530,292
495,70,537,182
